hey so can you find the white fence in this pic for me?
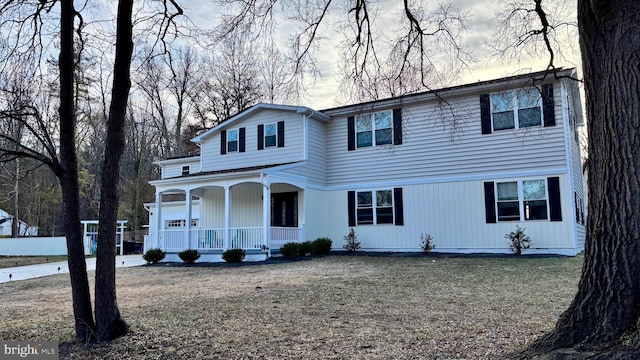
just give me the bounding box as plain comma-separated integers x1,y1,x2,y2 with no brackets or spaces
0,237,84,256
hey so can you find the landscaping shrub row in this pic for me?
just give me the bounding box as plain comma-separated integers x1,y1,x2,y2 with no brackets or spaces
279,237,332,258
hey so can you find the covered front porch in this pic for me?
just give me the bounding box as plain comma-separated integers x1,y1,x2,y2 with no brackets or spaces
146,172,307,262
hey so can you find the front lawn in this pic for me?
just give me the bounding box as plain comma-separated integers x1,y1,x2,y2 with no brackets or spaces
0,255,582,359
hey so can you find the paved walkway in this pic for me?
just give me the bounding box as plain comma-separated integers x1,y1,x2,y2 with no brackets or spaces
0,255,146,284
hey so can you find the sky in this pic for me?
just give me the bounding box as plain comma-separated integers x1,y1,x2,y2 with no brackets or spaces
165,1,579,109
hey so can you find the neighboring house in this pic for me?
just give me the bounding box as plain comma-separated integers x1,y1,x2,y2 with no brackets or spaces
145,68,586,262
0,209,38,237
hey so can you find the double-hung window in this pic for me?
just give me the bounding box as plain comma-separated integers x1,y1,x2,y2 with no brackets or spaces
264,123,277,147
356,110,393,148
491,88,542,131
356,190,394,225
227,128,239,152
496,179,549,221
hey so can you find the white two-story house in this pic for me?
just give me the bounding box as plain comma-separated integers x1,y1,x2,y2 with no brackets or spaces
145,68,586,262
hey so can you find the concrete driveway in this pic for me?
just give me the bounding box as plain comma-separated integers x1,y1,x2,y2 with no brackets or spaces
0,255,146,284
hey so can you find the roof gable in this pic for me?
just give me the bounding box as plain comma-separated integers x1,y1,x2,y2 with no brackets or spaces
192,103,330,143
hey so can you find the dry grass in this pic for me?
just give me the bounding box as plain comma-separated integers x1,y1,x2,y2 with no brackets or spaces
0,255,69,269
0,255,582,359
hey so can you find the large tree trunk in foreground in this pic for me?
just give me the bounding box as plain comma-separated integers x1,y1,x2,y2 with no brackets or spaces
522,1,640,357
94,0,134,342
59,0,95,342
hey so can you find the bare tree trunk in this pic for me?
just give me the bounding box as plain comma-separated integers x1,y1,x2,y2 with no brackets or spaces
59,0,95,342
524,1,640,356
94,0,134,342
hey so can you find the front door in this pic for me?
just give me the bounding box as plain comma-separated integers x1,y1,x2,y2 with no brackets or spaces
271,192,298,227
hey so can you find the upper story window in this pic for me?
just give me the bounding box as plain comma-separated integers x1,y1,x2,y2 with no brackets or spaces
181,166,190,176
227,128,239,152
258,121,285,150
356,110,393,148
492,89,542,131
480,83,555,135
220,127,245,154
348,108,402,151
264,123,277,147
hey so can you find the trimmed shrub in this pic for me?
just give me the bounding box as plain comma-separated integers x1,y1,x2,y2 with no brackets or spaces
506,225,531,255
298,241,318,256
280,242,301,258
143,248,166,264
313,237,332,255
222,248,246,263
343,228,361,252
178,249,201,263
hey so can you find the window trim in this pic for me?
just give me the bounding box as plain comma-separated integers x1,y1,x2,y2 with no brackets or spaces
226,128,239,153
355,110,393,149
263,122,278,148
181,165,190,176
355,189,395,225
490,88,543,132
494,179,550,222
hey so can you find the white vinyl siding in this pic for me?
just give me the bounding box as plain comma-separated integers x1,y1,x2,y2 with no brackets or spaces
321,177,576,253
279,118,327,185
324,89,565,186
199,109,305,172
161,160,201,179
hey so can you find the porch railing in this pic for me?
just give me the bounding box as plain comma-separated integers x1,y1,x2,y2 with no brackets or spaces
271,226,304,250
158,227,266,251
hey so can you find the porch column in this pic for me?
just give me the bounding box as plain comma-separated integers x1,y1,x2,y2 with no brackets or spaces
263,183,271,255
224,185,231,250
155,191,162,249
186,188,192,249
300,189,306,243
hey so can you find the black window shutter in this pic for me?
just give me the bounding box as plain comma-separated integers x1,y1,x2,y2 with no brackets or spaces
480,94,492,134
239,127,246,152
542,83,555,127
348,191,356,227
257,124,264,150
484,181,496,223
393,108,403,145
394,187,404,225
548,176,562,221
347,116,355,151
277,121,285,147
220,130,227,155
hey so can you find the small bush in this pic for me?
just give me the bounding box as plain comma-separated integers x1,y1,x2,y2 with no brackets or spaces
298,241,318,256
143,248,166,264
222,248,246,263
343,228,361,252
314,237,332,255
506,225,531,255
419,233,435,253
178,249,201,263
280,242,301,258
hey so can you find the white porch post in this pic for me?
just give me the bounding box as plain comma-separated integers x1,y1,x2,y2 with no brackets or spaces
186,188,192,249
224,185,231,250
300,188,306,243
263,181,271,256
155,191,162,249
